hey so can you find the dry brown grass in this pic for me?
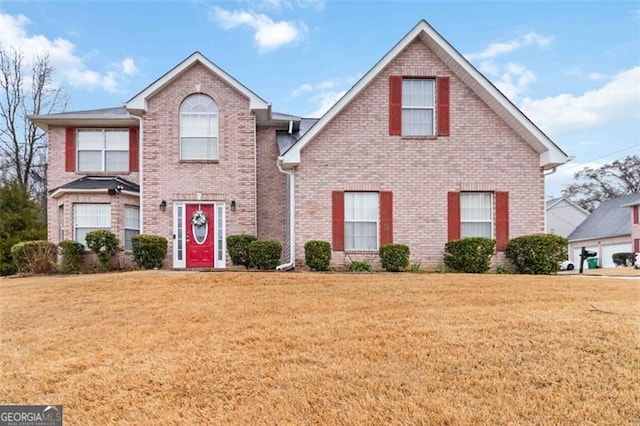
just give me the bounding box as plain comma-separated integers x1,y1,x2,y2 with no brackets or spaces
1,271,638,425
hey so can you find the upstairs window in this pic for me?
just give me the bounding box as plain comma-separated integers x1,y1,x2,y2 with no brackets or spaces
77,129,129,172
180,94,218,160
402,79,434,136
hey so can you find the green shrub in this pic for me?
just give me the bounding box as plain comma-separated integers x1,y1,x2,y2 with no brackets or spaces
304,240,331,271
10,240,57,274
505,234,568,275
433,264,449,274
248,240,282,270
379,244,410,272
408,262,423,273
227,234,257,268
85,230,120,271
132,234,168,269
348,260,371,272
495,265,511,274
612,252,633,266
59,240,84,274
444,238,495,273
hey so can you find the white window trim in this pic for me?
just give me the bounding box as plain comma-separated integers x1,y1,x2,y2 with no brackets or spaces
73,203,111,248
460,192,494,239
124,205,140,251
345,192,379,251
76,128,129,172
179,94,219,161
401,78,435,136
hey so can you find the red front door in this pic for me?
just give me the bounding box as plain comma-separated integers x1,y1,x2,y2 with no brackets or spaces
186,204,215,268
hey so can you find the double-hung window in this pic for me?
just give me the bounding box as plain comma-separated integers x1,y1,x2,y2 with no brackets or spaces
345,192,378,250
74,204,111,248
180,94,218,160
124,205,140,251
402,79,435,136
460,193,493,238
77,129,129,172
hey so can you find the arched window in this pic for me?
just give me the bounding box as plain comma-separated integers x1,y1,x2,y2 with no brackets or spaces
180,94,218,160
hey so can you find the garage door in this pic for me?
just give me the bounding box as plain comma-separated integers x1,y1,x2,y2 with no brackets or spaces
573,246,598,266
602,243,632,268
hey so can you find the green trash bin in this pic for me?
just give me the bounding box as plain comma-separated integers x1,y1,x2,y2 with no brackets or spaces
587,258,598,269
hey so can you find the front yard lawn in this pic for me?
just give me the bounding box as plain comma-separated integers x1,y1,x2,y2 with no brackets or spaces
1,272,638,424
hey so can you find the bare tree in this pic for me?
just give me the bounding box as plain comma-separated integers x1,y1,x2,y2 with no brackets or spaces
562,155,640,212
0,47,68,203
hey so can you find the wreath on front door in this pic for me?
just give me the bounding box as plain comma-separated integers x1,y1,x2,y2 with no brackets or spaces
191,210,208,227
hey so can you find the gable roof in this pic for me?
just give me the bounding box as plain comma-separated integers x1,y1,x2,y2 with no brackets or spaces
279,20,570,170
125,51,270,121
546,197,590,216
568,193,640,241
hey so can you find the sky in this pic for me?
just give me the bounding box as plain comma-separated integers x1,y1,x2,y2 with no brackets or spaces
0,0,638,198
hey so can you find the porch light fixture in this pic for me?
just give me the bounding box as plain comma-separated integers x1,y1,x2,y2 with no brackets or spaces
231,200,236,212
159,200,167,211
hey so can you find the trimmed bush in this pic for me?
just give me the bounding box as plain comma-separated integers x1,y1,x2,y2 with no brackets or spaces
59,240,84,274
248,240,282,270
132,234,168,269
10,240,57,274
379,244,410,272
348,260,371,272
85,230,120,271
444,237,495,273
304,240,331,271
227,234,257,268
505,233,568,275
612,252,633,266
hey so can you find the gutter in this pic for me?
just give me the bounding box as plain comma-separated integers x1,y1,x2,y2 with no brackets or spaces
276,159,295,271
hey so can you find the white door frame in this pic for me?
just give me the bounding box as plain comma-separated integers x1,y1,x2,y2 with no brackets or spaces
173,201,226,269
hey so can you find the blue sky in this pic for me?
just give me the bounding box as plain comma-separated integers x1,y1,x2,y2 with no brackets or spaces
0,1,638,197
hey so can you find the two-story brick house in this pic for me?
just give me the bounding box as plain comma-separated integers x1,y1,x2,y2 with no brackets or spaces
31,20,569,270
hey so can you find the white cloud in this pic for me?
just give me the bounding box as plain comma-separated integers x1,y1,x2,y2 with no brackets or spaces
309,90,346,118
588,72,606,81
290,83,313,96
209,6,306,53
545,160,605,197
520,66,640,136
466,32,552,61
0,13,135,93
467,32,551,101
121,58,138,76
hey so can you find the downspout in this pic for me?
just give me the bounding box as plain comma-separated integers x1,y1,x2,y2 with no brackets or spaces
253,113,258,237
276,158,295,271
130,113,144,233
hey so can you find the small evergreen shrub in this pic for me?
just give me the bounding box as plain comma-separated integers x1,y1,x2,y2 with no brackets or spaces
433,264,449,274
227,234,257,268
10,240,57,274
58,240,84,274
505,233,568,275
248,240,282,270
379,244,410,272
612,252,633,266
495,265,511,274
85,230,120,271
132,234,168,269
304,240,331,271
348,260,371,272
444,238,495,273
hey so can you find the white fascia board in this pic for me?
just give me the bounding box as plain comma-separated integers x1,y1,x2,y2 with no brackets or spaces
126,52,269,112
281,20,571,170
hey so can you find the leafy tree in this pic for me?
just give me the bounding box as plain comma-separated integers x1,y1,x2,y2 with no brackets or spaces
0,179,46,275
562,155,640,212
0,47,68,210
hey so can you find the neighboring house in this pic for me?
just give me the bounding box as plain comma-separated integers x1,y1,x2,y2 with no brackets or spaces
622,197,640,255
545,197,590,238
30,20,569,270
568,193,640,268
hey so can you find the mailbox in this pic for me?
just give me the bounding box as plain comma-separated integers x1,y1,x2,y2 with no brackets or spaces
578,247,597,274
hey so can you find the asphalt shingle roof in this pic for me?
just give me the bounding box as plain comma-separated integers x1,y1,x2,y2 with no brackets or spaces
568,193,640,241
50,176,139,194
